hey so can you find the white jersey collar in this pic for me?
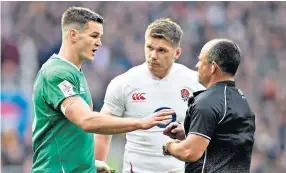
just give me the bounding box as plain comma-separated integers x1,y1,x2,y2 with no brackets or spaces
144,62,176,81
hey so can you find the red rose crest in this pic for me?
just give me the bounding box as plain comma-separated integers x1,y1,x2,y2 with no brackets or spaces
181,89,190,102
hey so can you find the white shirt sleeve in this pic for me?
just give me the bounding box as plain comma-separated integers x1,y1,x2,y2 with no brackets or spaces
101,77,125,117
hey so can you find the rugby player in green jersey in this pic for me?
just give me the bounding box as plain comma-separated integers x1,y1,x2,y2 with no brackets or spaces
31,6,173,173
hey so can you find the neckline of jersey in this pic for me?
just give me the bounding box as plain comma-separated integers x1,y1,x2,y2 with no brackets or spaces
144,63,176,81
52,54,81,72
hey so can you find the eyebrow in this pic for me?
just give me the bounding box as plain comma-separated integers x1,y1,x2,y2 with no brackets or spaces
91,32,99,35
91,31,103,36
158,47,168,50
146,43,167,49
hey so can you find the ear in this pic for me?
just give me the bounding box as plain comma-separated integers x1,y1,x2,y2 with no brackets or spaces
69,29,77,43
174,47,182,61
210,62,216,74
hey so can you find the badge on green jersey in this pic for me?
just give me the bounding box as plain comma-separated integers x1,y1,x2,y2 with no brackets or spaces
58,80,76,97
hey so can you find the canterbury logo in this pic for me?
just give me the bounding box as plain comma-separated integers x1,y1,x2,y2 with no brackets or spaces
132,93,146,100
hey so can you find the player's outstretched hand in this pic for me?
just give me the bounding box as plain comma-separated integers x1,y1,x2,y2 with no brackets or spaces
140,109,174,130
96,160,115,173
163,122,185,140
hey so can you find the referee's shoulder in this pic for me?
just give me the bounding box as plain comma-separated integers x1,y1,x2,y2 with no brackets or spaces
195,86,225,106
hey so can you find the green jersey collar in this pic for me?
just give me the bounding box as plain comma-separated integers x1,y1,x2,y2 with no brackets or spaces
53,54,81,71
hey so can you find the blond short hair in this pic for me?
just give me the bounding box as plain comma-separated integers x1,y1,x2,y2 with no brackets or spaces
145,18,183,47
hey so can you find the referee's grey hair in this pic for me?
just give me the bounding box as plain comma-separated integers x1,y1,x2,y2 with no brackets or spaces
207,39,241,76
145,18,183,47
61,6,104,32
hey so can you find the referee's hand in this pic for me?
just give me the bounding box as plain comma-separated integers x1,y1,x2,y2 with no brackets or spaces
163,122,185,140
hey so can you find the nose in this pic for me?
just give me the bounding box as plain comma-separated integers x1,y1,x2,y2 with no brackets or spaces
150,50,157,60
95,38,102,47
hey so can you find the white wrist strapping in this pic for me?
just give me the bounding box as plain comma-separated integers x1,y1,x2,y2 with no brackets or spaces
95,160,108,168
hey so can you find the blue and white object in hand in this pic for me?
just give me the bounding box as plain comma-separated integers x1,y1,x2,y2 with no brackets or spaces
155,107,176,128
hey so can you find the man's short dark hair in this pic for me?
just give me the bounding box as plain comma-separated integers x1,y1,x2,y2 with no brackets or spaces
61,6,104,32
207,39,241,76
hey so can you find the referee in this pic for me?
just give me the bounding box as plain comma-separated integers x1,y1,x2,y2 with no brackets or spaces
162,38,256,173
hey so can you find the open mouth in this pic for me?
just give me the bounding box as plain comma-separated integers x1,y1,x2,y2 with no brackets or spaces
92,49,97,54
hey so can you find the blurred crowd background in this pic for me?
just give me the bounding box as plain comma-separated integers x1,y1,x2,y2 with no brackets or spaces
1,1,286,173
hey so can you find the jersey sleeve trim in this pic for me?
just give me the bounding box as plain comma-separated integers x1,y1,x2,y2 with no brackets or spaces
188,132,211,140
101,102,124,117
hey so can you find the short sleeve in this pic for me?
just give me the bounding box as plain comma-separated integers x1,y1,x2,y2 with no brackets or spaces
187,104,218,140
43,71,80,111
101,77,125,117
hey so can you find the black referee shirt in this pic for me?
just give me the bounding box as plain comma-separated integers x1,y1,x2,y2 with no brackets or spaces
184,81,255,173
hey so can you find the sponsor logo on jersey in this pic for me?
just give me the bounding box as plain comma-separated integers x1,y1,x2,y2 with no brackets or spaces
132,93,146,102
181,88,190,102
58,80,76,97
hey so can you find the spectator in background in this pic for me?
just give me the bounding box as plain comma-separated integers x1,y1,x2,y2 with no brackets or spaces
1,56,29,168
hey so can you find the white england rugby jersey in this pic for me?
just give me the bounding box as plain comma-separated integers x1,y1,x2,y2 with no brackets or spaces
102,63,205,173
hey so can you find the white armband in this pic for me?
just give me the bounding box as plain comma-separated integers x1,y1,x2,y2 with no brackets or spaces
61,100,77,115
